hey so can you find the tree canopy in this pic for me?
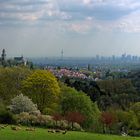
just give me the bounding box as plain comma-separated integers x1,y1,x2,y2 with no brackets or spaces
22,70,60,112
0,67,31,104
60,85,100,128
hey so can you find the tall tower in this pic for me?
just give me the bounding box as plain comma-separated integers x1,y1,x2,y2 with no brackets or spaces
1,49,6,67
1,49,6,61
61,49,64,60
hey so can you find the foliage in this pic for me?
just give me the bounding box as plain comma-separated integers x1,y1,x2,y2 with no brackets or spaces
43,103,61,115
100,112,117,127
127,70,140,95
116,110,132,126
97,79,138,110
16,112,55,127
60,85,98,128
53,113,63,123
43,107,55,115
9,94,39,114
0,67,31,104
0,102,16,124
73,122,83,131
53,120,69,129
65,111,85,129
130,102,140,119
126,102,140,129
63,77,101,102
22,70,60,112
0,67,140,135
100,112,117,133
62,77,139,111
128,130,140,137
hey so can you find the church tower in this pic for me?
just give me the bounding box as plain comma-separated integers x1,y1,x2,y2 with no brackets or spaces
1,49,6,61
1,49,6,67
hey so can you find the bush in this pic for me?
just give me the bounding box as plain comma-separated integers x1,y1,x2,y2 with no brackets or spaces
128,130,140,137
59,120,69,129
29,110,41,116
73,123,83,131
16,112,30,125
16,113,55,127
0,102,16,124
0,110,16,124
54,120,69,129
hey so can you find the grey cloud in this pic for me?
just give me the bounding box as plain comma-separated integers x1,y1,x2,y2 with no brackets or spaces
58,1,132,20
0,0,139,27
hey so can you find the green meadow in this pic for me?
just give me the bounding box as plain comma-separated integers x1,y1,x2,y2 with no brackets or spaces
0,126,139,140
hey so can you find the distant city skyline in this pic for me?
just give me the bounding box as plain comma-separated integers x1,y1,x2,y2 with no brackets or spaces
2,48,140,60
0,0,140,57
2,48,140,59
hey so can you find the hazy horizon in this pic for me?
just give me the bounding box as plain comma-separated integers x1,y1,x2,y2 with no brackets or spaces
0,0,140,57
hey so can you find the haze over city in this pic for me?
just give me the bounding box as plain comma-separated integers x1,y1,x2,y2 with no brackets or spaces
0,0,140,57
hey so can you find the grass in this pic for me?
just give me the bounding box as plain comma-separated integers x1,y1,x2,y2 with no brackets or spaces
0,126,139,140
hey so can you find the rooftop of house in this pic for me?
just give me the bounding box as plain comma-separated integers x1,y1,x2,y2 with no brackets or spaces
14,56,24,61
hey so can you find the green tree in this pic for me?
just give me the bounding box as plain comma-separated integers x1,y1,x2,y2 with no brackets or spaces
97,79,138,110
130,102,140,126
130,102,140,117
116,110,140,131
22,70,60,112
100,111,117,134
0,67,31,104
60,85,99,128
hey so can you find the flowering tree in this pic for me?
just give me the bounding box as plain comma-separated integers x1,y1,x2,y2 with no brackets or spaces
9,94,38,114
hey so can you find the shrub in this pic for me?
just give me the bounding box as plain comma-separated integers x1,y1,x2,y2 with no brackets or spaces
16,113,55,127
29,110,41,116
59,120,69,129
0,110,16,124
128,130,140,137
16,112,30,125
0,102,16,124
73,123,83,131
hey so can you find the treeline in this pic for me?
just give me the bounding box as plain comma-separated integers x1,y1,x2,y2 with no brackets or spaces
62,77,140,110
0,67,140,136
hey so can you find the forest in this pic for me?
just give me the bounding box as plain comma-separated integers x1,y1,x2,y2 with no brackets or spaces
0,66,140,137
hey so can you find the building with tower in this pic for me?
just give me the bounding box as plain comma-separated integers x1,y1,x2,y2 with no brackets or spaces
14,55,27,66
1,49,6,61
0,49,7,66
0,49,27,67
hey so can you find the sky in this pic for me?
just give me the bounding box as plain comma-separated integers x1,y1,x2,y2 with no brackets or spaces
0,0,140,57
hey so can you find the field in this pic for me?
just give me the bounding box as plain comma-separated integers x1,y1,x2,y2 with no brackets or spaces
0,126,139,140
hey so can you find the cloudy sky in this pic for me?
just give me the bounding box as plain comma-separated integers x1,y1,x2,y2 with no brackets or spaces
0,0,140,57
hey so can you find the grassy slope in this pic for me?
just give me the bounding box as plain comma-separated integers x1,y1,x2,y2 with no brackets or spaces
0,126,139,140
